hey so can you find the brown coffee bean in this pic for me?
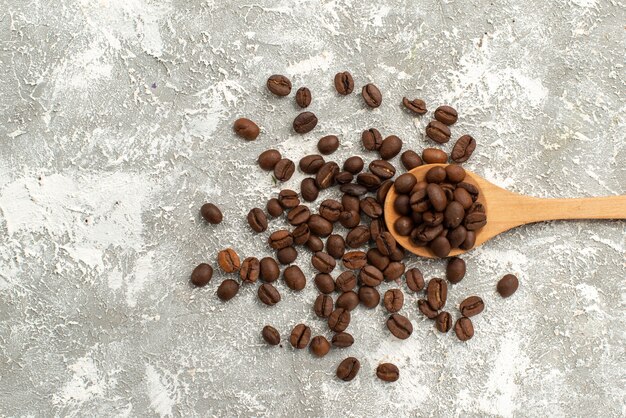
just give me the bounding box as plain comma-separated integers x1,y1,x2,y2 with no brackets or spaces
314,273,335,294
274,158,295,181
359,265,384,287
336,357,360,381
367,221,383,243
316,162,339,189
497,274,519,298
460,230,476,250
308,214,334,237
233,118,260,140
287,205,310,226
295,87,312,108
326,234,346,259
383,261,405,281
341,183,368,197
343,156,364,174
422,211,444,227
290,324,311,349
268,230,293,250
342,194,360,213
454,317,474,341
453,188,473,209
309,336,331,357
457,182,479,201
430,236,451,257
191,263,213,287
367,248,390,271
300,178,319,202
314,294,334,318
464,211,487,231
312,251,336,273
445,165,466,183
267,74,292,96
405,268,424,292
362,83,382,108
335,171,354,184
394,195,411,216
201,203,223,224
427,278,448,310
426,120,451,143
260,257,280,282
278,189,299,209
332,332,354,348
318,135,340,155
369,160,396,179
258,283,281,305
386,313,413,339
216,279,239,301
447,225,467,248
334,71,354,95
384,289,404,313
336,291,359,311
444,201,465,229
379,135,402,160
339,210,361,229
335,271,357,292
358,286,380,308
389,246,405,262
262,325,280,345
451,135,476,163
418,299,438,319
360,197,383,219
217,248,240,273
306,235,324,252
422,148,448,164
376,232,397,256
258,149,282,170
435,311,452,333
292,224,310,245
357,173,382,190
293,111,318,134
276,246,298,265
299,155,325,174
376,363,400,382
283,265,306,291
425,166,447,184
247,208,268,232
266,198,283,218
362,128,383,150
342,251,367,269
402,97,427,114
346,225,370,248
434,105,458,125
328,308,350,332
401,150,423,170
319,199,343,222
446,257,466,284
240,257,260,283
460,296,485,317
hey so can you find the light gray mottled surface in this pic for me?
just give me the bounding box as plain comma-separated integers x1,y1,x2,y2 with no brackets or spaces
0,0,624,416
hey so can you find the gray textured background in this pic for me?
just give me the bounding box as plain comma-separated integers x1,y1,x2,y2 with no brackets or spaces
0,0,625,417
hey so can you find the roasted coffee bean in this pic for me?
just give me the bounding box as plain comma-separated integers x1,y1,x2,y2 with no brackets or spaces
435,311,452,333
447,225,467,248
412,181,429,192
362,83,382,108
426,120,451,143
412,211,424,225
295,87,312,108
460,230,476,250
394,195,411,216
306,235,324,252
422,148,448,164
328,308,350,332
258,149,282,170
426,183,446,212
247,208,268,232
367,248,390,271
446,257,466,284
334,71,354,95
394,173,417,195
315,273,335,294
369,160,396,179
201,203,223,224
460,296,484,317
262,325,280,345
343,156,364,174
258,283,281,305
405,268,424,292
268,230,293,250
240,257,260,283
346,225,370,248
453,188,473,209
217,279,239,301
278,189,299,209
402,97,427,114
314,294,334,318
274,158,295,181
430,236,451,257
427,278,447,310
233,118,260,140
376,180,394,203
319,199,343,222
469,202,486,214
383,261,405,281
339,210,361,229
292,224,310,245
379,135,402,160
316,162,340,189
318,135,340,155
310,336,331,357
217,248,240,272
290,324,311,349
434,105,458,125
444,201,465,229
457,182,479,201
332,332,354,348
283,265,306,291
362,128,383,151
276,246,298,265
357,173,382,190
454,317,474,341
376,363,400,382
335,271,357,292
418,299,438,319
464,211,487,231
335,171,353,184
342,194,361,213
412,224,444,243
401,150,423,170
451,135,476,163
267,74,292,96
340,183,368,197
260,257,280,282
326,234,346,258
384,289,404,313
293,111,318,134
299,155,325,174
389,246,405,262
336,357,360,381
376,232,397,256
445,165,466,183
336,291,359,311
441,182,455,202
191,263,213,287
266,198,284,218
342,251,367,269
300,178,319,202
287,205,310,225
425,166,447,184
410,189,430,213
359,265,384,287
312,251,336,273
497,274,519,298
360,197,383,219
359,286,380,308
308,214,334,237
423,211,444,227
386,314,413,339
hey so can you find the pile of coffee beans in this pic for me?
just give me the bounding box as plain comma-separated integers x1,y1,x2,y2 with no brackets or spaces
193,71,519,383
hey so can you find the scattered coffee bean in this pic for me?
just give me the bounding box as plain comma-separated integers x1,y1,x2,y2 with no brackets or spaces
376,363,399,382
287,205,310,225
233,118,260,140
402,97,427,114
217,279,239,301
357,173,382,190
336,357,360,381
384,289,404,313
379,135,402,160
266,198,283,217
346,225,370,248
332,332,354,348
369,160,396,179
290,324,311,349
191,263,213,287
247,208,268,232
367,248,390,271
427,278,448,310
295,87,312,108
376,180,394,203
422,148,448,164
342,194,360,213
435,311,452,333
318,135,340,155
342,251,367,269
359,265,384,287
459,296,484,317
306,235,324,252
335,271,357,292
362,128,383,151
328,308,350,332
274,158,295,181
260,257,280,282
217,248,240,273
276,246,298,265
383,261,405,281
358,286,380,308
310,336,331,357
319,199,343,222
386,314,413,339
446,257,466,284
339,210,361,229
201,203,223,224
267,74,292,96
334,71,354,95
343,156,364,174
315,273,335,294
258,283,281,305
312,251,336,273
326,234,346,258
426,120,451,143
293,112,318,134
418,299,438,319
434,105,458,125
401,150,423,170
360,197,383,219
262,325,280,345
451,135,476,163
336,291,359,311
335,171,353,184
278,189,299,209
376,232,397,256
497,274,519,298
308,214,334,237
314,294,334,318
283,265,306,291
316,162,339,189
293,224,311,245
240,257,260,283
454,317,474,341
258,149,282,171
268,230,293,250
362,83,382,108
300,178,319,202
299,155,325,174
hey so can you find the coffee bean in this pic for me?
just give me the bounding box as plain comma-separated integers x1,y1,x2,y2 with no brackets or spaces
451,135,476,163
394,195,411,215
247,208,268,232
191,263,213,287
497,274,519,298
299,155,325,174
274,159,295,181
423,211,444,227
453,188,473,210
370,219,386,242
326,234,346,259
469,202,486,214
376,363,400,382
314,273,335,294
342,194,360,213
418,299,438,319
319,199,343,222
422,148,448,164
343,156,364,174
445,165,466,183
266,198,284,218
328,308,350,332
342,251,367,269
201,203,223,224
240,257,260,283
268,230,293,250
283,265,306,291
447,225,467,248
258,149,282,171
336,357,360,381
316,162,339,189
292,224,310,245
318,135,340,155
216,279,239,301
362,83,382,108
401,150,423,170
290,324,311,349
367,248,390,271
340,183,368,197
386,313,413,339
457,182,479,201
277,189,299,209
434,105,458,125
382,261,405,281
435,311,452,333
384,289,404,313
233,118,260,140
357,173,382,190
394,173,417,195
262,325,280,345
362,128,383,150
312,251,336,273
293,112,318,134
427,278,447,310
412,224,444,243
426,120,451,143
287,205,310,225
359,265,383,287
260,257,280,282
454,317,474,341
389,246,405,262
464,211,487,231
276,246,298,265
379,135,402,160
339,210,360,229
360,197,383,219
402,97,427,114
369,160,396,179
335,171,353,184
306,235,324,252
430,236,451,257
308,214,334,237
295,87,312,108
460,230,476,250
314,294,334,318
446,257,466,284
217,248,240,273
405,268,424,292
310,336,331,357
424,184,445,213
267,74,292,96
332,332,354,348
300,178,319,202
358,286,380,308
460,296,484,317
258,283,281,305
444,201,465,229
336,291,359,311
376,232,397,256
334,71,354,95
335,271,357,292
426,166,447,184
346,225,370,248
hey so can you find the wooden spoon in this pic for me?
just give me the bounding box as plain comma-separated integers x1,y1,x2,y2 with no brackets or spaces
384,164,626,258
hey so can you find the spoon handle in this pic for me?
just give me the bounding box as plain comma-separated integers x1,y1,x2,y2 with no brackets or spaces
513,194,626,223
